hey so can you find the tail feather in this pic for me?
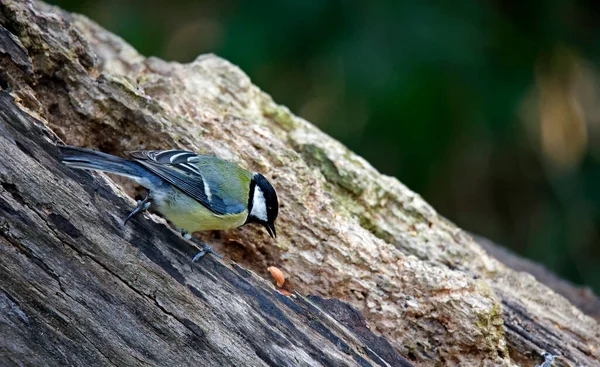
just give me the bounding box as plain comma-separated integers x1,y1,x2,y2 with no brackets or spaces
59,146,144,179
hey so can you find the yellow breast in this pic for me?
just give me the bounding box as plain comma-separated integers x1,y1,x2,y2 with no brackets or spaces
153,189,248,233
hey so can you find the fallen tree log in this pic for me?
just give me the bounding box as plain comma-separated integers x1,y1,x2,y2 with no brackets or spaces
0,90,415,367
0,1,598,366
474,235,600,323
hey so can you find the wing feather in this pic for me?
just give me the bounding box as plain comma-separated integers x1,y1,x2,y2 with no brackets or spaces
128,150,248,215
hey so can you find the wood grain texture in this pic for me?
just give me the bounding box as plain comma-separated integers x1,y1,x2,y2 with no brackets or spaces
0,1,598,366
0,91,412,366
475,234,600,322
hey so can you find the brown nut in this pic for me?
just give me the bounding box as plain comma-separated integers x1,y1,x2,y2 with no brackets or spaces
267,266,285,287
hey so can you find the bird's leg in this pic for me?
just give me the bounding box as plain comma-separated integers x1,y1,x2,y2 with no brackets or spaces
536,352,557,367
180,230,222,261
123,191,151,225
191,244,222,262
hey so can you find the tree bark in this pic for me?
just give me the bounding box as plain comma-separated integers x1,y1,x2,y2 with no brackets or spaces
0,1,598,366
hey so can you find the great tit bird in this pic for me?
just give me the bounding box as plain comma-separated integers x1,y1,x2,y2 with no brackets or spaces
59,146,279,261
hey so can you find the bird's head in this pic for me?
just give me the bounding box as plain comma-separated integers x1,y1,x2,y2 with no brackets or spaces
246,173,278,238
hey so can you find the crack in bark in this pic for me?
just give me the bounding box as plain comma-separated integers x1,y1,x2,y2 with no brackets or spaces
68,323,119,367
1,177,223,363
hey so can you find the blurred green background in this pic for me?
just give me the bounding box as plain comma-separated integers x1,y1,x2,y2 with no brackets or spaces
50,0,600,292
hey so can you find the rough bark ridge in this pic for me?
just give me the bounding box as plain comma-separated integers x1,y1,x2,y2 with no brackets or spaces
0,1,598,366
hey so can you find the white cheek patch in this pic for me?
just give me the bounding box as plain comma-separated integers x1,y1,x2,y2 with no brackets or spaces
250,186,268,221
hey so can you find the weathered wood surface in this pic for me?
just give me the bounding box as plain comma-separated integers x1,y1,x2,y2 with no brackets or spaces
0,92,413,366
0,1,598,366
475,235,600,322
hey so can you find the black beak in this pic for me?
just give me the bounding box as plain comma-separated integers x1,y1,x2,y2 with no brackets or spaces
264,222,276,238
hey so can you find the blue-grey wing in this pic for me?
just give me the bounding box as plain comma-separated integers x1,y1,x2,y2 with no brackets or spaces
128,150,249,215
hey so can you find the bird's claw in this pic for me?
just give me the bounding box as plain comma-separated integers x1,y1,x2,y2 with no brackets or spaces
180,230,222,262
536,352,557,367
191,243,222,262
123,192,151,226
